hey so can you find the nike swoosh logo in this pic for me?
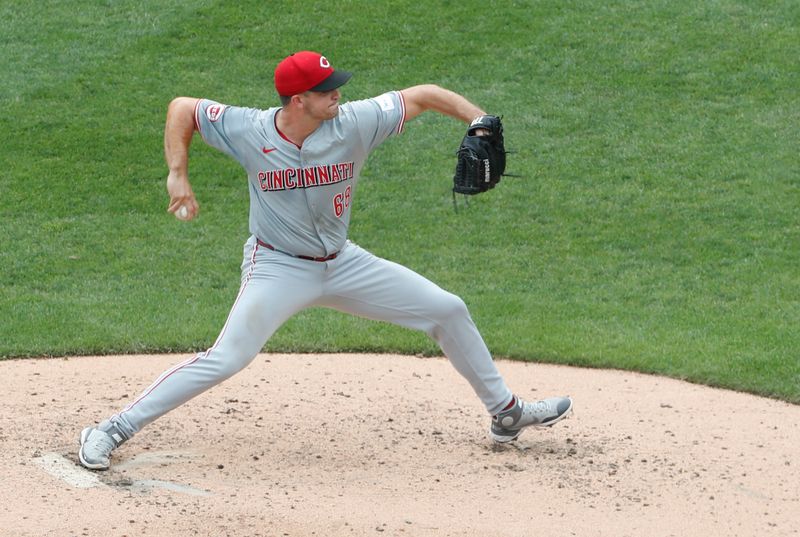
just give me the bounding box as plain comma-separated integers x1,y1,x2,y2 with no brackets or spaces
262,147,277,154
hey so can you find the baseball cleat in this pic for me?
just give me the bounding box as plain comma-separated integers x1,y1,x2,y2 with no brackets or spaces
78,421,126,470
490,395,573,443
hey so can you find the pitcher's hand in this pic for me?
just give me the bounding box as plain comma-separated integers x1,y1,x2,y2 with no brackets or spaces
166,170,199,220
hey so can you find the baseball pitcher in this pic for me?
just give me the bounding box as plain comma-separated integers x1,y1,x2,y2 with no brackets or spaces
79,51,573,470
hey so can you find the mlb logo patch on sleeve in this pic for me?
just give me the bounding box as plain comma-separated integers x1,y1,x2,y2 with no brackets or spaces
206,104,226,122
376,93,395,112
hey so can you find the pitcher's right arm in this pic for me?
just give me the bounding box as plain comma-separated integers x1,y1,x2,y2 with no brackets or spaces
164,97,201,219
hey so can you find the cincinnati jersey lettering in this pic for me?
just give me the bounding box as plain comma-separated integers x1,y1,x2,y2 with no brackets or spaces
257,161,355,192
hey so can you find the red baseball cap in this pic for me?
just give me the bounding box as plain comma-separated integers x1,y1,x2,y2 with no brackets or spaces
274,51,353,97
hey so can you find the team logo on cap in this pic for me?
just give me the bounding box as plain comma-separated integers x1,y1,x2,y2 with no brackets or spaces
320,56,331,68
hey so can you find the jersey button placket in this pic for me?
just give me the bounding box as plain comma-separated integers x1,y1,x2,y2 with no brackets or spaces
300,147,328,257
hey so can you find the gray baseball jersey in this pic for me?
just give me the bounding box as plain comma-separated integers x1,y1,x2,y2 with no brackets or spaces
194,91,406,257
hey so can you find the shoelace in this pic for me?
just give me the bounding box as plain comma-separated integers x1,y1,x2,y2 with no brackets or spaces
86,431,116,456
521,400,550,419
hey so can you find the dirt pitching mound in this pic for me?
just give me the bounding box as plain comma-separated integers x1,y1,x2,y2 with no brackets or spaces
1,353,797,537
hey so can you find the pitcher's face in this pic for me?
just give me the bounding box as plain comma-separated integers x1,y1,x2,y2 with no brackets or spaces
301,89,341,121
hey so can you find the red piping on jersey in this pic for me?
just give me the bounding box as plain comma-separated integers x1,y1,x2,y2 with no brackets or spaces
193,99,202,132
193,99,212,146
397,91,407,135
275,110,303,149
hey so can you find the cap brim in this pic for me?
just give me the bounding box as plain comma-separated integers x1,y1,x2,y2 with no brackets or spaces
310,70,353,92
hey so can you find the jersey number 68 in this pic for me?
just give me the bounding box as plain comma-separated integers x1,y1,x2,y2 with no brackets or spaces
333,185,352,218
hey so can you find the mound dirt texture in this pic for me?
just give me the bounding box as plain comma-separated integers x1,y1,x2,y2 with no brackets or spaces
1,353,797,537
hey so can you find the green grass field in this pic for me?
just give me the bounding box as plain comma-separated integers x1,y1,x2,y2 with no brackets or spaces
1,0,798,402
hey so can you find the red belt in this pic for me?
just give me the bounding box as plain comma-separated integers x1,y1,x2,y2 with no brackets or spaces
257,238,339,262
